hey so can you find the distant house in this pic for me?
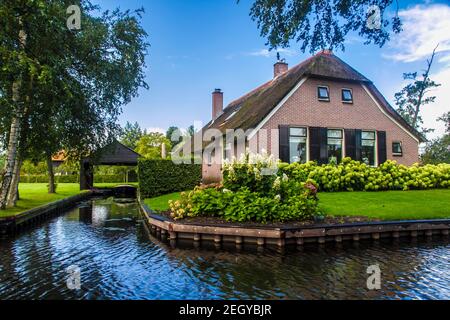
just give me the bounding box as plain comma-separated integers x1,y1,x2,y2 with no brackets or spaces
201,50,425,183
51,151,67,168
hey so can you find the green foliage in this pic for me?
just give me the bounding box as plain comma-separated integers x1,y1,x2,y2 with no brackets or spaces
135,132,172,159
169,153,319,223
0,1,149,208
138,159,201,198
422,136,450,165
19,174,128,184
247,0,401,54
120,122,146,150
280,158,450,192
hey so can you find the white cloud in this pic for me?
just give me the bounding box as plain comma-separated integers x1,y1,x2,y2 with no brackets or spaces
147,127,166,134
384,4,450,62
422,67,450,140
246,48,297,58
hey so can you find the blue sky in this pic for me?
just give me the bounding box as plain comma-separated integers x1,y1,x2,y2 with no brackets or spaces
94,0,450,139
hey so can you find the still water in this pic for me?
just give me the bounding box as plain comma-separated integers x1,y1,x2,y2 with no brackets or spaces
0,198,449,300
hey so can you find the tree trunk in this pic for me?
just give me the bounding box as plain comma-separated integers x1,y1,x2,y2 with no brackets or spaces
0,19,27,210
6,157,22,208
0,83,23,209
47,153,56,194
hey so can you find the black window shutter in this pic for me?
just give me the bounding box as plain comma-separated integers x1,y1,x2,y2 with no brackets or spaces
309,127,321,163
319,128,328,164
377,131,387,165
279,125,289,163
355,129,362,161
310,127,328,164
345,129,356,160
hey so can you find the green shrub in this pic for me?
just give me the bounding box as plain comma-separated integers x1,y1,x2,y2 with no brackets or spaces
280,158,450,192
138,159,202,198
19,174,129,184
169,153,319,223
94,174,127,183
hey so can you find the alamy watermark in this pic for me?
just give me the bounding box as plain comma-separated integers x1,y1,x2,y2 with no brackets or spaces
67,5,81,31
366,5,382,30
366,264,381,290
66,265,81,290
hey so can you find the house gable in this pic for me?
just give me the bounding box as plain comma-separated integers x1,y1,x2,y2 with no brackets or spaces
255,77,420,165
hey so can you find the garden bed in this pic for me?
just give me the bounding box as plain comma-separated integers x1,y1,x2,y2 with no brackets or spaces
139,201,450,248
145,189,450,222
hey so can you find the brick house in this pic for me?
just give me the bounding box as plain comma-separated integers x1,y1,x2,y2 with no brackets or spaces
200,50,425,183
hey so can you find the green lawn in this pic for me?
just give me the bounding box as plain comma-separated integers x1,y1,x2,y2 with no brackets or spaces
0,183,82,218
318,189,450,220
144,189,450,221
144,191,185,212
0,182,136,218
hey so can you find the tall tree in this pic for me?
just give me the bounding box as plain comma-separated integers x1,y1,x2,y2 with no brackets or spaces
135,132,171,159
120,121,145,150
0,0,148,207
421,112,450,165
245,0,402,54
394,46,440,136
438,112,450,134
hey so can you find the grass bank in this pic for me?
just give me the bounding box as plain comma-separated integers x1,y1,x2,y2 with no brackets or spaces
144,189,450,221
0,183,82,218
0,182,135,218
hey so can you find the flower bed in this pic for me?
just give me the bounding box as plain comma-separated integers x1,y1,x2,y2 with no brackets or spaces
169,154,319,223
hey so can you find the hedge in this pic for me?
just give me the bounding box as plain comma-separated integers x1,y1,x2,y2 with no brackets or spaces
222,155,450,194
19,174,131,184
138,159,201,198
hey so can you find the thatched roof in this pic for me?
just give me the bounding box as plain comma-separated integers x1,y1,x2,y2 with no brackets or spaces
202,50,425,143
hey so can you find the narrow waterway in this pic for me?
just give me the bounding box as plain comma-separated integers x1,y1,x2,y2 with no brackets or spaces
0,198,449,300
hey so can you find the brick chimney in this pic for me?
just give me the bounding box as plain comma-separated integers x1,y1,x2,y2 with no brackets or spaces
274,60,288,78
212,88,223,120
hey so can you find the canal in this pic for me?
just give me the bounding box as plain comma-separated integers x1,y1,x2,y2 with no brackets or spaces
0,198,449,300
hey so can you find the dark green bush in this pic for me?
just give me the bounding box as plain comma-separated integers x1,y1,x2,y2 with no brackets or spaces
138,159,201,198
19,174,129,184
94,174,127,183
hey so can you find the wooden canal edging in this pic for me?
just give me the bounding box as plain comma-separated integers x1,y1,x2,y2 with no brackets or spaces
0,189,112,235
139,200,450,248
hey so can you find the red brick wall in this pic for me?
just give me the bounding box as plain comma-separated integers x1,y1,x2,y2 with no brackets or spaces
259,78,419,165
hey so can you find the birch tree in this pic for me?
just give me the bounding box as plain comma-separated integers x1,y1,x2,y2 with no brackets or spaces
0,0,148,207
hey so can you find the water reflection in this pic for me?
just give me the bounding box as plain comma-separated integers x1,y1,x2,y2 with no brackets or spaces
0,198,448,300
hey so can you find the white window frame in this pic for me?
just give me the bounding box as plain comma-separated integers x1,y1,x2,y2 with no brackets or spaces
327,128,344,163
288,126,309,164
392,141,403,157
